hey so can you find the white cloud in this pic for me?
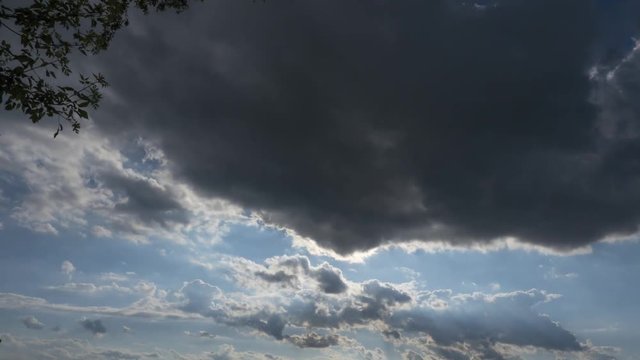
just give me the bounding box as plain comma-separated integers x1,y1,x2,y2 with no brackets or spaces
60,260,75,277
46,282,133,294
0,121,244,245
0,292,195,319
91,225,113,238
31,222,58,235
205,344,288,360
98,272,130,282
545,267,579,280
183,330,216,339
0,255,604,359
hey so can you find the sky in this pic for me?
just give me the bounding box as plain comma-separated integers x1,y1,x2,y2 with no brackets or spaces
1,0,640,359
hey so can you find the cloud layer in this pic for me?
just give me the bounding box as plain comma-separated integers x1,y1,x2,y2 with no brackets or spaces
85,0,640,255
0,254,621,359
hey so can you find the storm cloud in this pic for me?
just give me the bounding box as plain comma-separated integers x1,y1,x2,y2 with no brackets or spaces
93,0,640,254
80,318,107,335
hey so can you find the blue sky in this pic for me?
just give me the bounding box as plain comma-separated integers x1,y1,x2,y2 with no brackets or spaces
0,122,639,359
3,0,640,359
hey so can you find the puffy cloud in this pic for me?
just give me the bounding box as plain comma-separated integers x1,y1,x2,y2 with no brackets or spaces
0,120,243,245
0,259,600,359
241,255,348,294
171,257,585,356
177,279,223,315
21,315,45,330
80,318,107,335
362,280,412,306
60,260,75,276
92,225,113,238
312,265,348,295
286,333,340,348
254,270,297,287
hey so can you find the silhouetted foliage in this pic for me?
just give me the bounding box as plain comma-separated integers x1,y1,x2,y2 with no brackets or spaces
0,0,197,136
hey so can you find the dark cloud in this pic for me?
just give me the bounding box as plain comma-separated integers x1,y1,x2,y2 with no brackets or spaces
99,172,189,228
254,270,297,286
250,314,287,340
310,265,348,294
285,332,340,348
362,280,412,305
80,318,107,335
382,329,401,340
255,255,348,294
94,0,640,254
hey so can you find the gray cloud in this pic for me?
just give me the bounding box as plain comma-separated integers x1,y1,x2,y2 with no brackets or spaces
90,0,640,255
254,270,297,286
403,350,425,360
177,279,223,315
0,271,592,359
383,329,401,340
80,318,107,335
208,344,285,360
99,172,189,228
285,332,340,348
312,266,348,294
183,330,216,339
252,255,348,294
388,289,582,352
0,333,184,360
21,315,45,330
174,260,583,357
